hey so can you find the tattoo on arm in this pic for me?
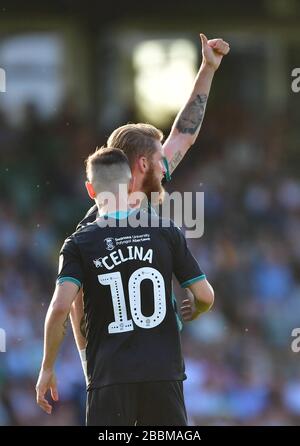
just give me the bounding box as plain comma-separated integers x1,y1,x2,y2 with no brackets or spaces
168,150,183,173
80,316,86,339
62,314,69,337
175,94,207,135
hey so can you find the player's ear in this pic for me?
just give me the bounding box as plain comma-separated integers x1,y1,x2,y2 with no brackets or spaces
137,156,149,173
85,181,96,200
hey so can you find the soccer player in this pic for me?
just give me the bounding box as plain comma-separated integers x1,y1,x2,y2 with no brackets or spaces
36,148,214,425
70,33,229,372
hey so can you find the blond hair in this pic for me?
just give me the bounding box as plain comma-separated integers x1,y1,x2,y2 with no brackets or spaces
107,123,163,168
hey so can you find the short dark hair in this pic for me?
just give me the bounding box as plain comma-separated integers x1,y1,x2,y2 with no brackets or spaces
86,146,130,178
86,146,131,193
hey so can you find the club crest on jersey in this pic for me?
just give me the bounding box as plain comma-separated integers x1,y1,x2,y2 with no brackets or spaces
104,237,115,251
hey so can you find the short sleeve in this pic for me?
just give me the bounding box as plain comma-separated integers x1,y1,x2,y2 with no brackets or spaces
171,225,206,288
57,236,83,289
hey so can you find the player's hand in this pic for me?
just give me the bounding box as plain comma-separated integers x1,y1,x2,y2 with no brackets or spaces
180,289,199,322
36,368,58,414
200,33,230,71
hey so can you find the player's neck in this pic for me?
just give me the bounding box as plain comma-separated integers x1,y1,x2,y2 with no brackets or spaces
96,195,129,217
130,174,146,196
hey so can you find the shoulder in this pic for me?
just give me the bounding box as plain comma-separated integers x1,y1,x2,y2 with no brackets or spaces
151,216,182,241
63,221,99,249
76,204,98,230
74,220,100,241
158,221,186,250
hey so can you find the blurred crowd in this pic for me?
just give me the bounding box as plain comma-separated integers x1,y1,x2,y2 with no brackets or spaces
1,99,300,426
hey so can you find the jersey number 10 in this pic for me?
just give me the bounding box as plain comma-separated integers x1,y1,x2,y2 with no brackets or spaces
98,267,166,334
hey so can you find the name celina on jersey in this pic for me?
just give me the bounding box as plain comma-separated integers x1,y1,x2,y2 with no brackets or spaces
57,209,205,389
93,245,153,270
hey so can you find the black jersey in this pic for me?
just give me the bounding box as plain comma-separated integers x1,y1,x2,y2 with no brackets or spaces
57,209,205,390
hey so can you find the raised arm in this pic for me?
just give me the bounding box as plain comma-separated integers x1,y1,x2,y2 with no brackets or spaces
36,281,79,414
163,33,230,175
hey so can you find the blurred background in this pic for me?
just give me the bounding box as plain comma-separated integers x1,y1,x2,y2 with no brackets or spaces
1,0,300,426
